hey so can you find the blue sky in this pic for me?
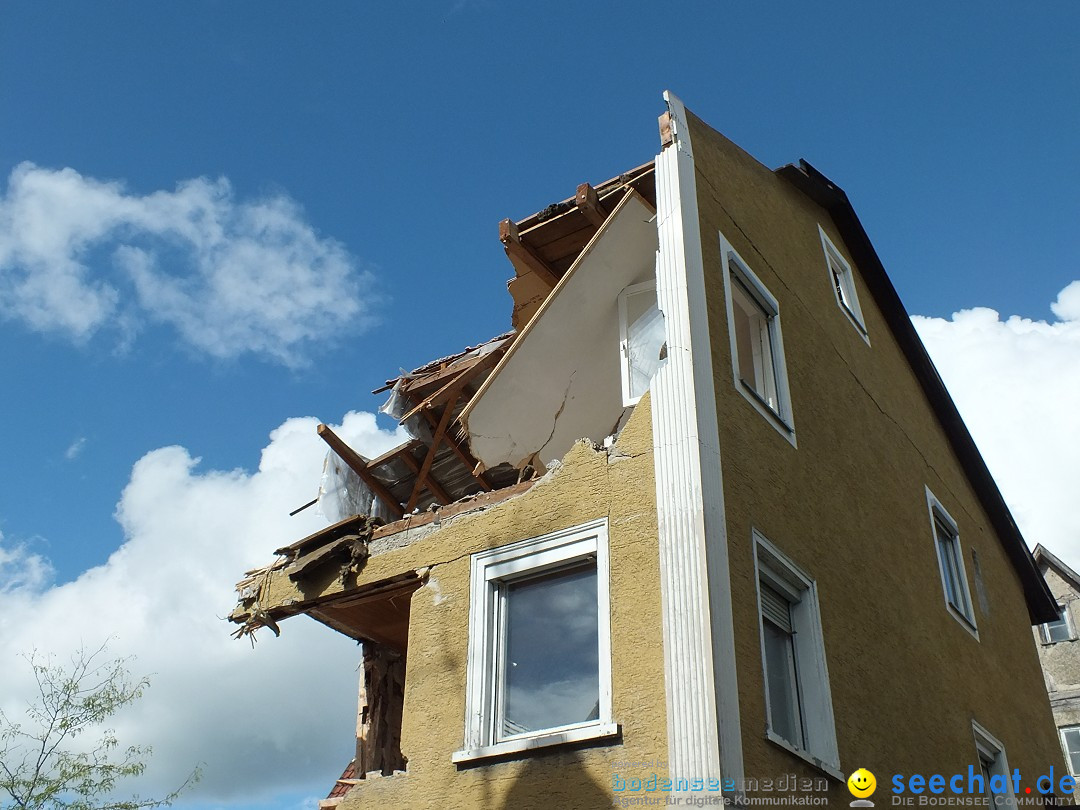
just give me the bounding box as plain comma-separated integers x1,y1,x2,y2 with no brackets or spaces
1,2,1079,808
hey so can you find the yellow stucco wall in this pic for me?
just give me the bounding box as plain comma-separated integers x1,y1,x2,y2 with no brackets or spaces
312,395,668,809
685,108,1065,799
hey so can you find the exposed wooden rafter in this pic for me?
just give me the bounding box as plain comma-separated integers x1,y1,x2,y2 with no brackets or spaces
420,408,492,491
405,392,460,512
499,218,559,288
317,424,404,521
575,182,609,228
397,447,452,506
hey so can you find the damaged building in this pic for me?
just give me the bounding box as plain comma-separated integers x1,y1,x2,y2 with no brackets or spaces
231,92,1066,808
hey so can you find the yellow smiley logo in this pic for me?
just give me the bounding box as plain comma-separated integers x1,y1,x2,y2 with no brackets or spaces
847,768,876,799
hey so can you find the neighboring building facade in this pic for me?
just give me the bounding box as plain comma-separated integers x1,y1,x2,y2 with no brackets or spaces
231,92,1065,808
1033,544,1080,777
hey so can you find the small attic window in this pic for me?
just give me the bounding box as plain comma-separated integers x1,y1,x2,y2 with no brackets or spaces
618,280,665,406
818,226,868,342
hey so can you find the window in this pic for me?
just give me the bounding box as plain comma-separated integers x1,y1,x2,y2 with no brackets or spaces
818,226,868,339
925,488,978,637
753,531,840,776
1060,726,1080,776
618,280,665,406
720,233,795,442
1041,604,1074,644
453,519,617,763
971,722,1015,802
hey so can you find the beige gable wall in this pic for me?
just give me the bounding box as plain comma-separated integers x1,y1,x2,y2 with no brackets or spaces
336,396,667,808
685,109,1063,792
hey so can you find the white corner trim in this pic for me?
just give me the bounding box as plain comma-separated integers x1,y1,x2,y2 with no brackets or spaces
651,90,744,796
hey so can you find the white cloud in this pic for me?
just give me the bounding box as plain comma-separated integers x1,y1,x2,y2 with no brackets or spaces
0,411,409,807
913,284,1080,565
0,163,375,365
65,436,87,460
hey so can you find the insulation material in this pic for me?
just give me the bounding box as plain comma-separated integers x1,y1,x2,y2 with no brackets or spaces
318,449,376,523
379,378,408,420
626,303,666,399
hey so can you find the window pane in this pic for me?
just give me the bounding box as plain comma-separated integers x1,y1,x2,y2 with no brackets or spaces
763,617,803,748
731,277,777,409
1063,728,1080,774
938,535,961,607
501,565,599,737
1045,608,1071,643
934,517,970,617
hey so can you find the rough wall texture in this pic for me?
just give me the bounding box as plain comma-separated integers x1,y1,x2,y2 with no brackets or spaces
1035,567,1080,729
685,109,1064,795
322,395,668,809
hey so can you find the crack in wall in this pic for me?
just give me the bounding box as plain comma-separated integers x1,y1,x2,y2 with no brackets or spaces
538,370,577,456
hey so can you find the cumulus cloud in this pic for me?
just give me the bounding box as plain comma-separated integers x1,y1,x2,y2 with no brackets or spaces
0,163,374,365
913,283,1080,563
0,411,408,806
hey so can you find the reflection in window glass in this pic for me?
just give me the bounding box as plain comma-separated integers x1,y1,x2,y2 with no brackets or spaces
500,565,599,738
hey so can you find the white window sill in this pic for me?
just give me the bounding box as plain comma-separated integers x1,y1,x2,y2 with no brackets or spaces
452,722,620,765
764,729,843,782
946,603,980,641
737,383,797,448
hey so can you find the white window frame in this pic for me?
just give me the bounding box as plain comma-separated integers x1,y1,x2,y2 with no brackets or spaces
752,531,840,778
1060,725,1080,776
971,721,1016,804
818,226,869,342
452,519,617,764
617,279,662,407
925,488,979,638
1041,603,1075,644
719,232,796,446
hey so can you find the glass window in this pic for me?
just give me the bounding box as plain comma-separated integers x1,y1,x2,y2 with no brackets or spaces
755,532,839,772
498,564,599,738
760,583,803,749
926,488,978,636
731,277,779,410
455,520,616,763
1061,726,1080,775
720,232,794,439
1043,606,1072,644
819,226,868,338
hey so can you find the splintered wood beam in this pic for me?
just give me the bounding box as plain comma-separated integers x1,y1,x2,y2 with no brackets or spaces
317,424,404,520
575,182,609,229
406,394,460,513
398,349,503,424
659,111,674,148
499,218,559,288
422,409,493,492
397,448,452,506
